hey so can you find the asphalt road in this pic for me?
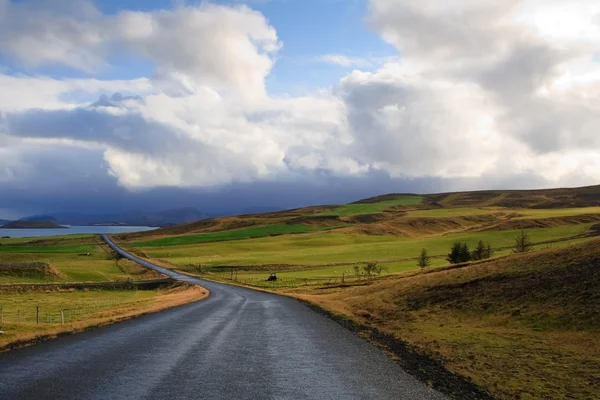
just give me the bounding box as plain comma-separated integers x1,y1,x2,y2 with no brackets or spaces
0,236,446,400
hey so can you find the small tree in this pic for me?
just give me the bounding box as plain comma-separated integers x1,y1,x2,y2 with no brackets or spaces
447,242,472,264
471,240,493,261
363,262,378,277
514,230,533,253
417,248,431,269
460,243,471,262
485,243,493,259
374,264,388,276
447,242,462,264
353,265,361,278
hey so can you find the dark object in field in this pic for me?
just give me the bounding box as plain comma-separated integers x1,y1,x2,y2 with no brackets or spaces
267,273,277,281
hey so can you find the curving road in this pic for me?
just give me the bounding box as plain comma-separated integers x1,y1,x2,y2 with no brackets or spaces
0,236,445,400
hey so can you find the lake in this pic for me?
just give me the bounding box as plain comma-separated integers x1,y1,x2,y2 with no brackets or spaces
0,226,158,239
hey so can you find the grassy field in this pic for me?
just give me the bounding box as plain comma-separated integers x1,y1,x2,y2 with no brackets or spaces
0,235,163,283
133,224,329,247
285,240,600,399
140,223,593,269
316,196,424,216
0,284,208,350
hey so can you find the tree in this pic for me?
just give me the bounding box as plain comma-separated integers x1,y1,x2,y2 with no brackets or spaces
353,265,361,278
514,230,534,253
363,262,378,277
417,248,431,269
485,243,493,259
447,242,472,264
471,240,493,261
374,264,388,276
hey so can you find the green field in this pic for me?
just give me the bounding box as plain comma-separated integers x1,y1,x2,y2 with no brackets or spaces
316,196,424,216
142,223,591,266
133,224,328,247
0,245,96,253
0,237,160,283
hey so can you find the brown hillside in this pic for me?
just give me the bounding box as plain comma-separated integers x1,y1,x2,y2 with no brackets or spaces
292,239,600,399
426,184,600,208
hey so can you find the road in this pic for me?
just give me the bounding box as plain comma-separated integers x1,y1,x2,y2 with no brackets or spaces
0,236,446,400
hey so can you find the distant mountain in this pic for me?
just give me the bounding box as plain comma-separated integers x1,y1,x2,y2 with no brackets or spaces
2,220,66,229
0,219,12,226
19,215,59,223
19,207,208,228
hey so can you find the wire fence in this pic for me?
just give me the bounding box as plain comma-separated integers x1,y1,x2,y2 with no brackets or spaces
0,298,143,325
213,271,385,289
0,261,51,269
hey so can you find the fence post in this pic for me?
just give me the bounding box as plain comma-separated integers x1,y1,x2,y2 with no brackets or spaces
61,310,65,324
18,310,21,323
36,306,39,324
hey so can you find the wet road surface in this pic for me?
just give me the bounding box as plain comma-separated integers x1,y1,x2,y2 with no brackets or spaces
0,236,446,399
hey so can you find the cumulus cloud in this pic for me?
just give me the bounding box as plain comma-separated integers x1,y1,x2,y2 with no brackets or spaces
0,1,279,95
1,0,600,216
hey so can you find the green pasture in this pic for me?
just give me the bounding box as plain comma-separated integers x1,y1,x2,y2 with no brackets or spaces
514,207,600,219
193,235,593,288
133,224,329,247
0,234,94,245
143,223,594,270
0,239,156,284
316,196,424,217
0,245,96,253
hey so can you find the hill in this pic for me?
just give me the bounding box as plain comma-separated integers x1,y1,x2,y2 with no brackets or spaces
289,239,600,399
3,221,66,229
119,185,600,243
19,207,208,228
2,221,66,229
19,215,59,223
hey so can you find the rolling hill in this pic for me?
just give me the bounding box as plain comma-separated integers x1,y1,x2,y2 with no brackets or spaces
112,184,600,399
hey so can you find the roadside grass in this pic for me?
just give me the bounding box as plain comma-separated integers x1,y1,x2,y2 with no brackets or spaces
0,285,208,350
316,196,424,217
132,224,331,247
139,223,594,269
284,240,600,399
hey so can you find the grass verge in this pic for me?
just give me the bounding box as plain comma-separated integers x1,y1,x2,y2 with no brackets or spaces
0,284,208,351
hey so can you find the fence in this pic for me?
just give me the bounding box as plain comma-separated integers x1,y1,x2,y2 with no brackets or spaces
0,297,146,325
0,261,51,269
214,271,384,289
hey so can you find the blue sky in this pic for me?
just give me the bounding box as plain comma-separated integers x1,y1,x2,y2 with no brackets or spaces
1,0,600,218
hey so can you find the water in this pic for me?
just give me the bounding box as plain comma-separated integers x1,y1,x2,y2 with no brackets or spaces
0,226,157,239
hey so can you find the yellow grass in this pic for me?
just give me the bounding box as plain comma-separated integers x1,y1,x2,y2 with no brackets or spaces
0,285,208,351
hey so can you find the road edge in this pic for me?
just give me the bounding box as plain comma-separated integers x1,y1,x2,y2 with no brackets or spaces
292,299,497,400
